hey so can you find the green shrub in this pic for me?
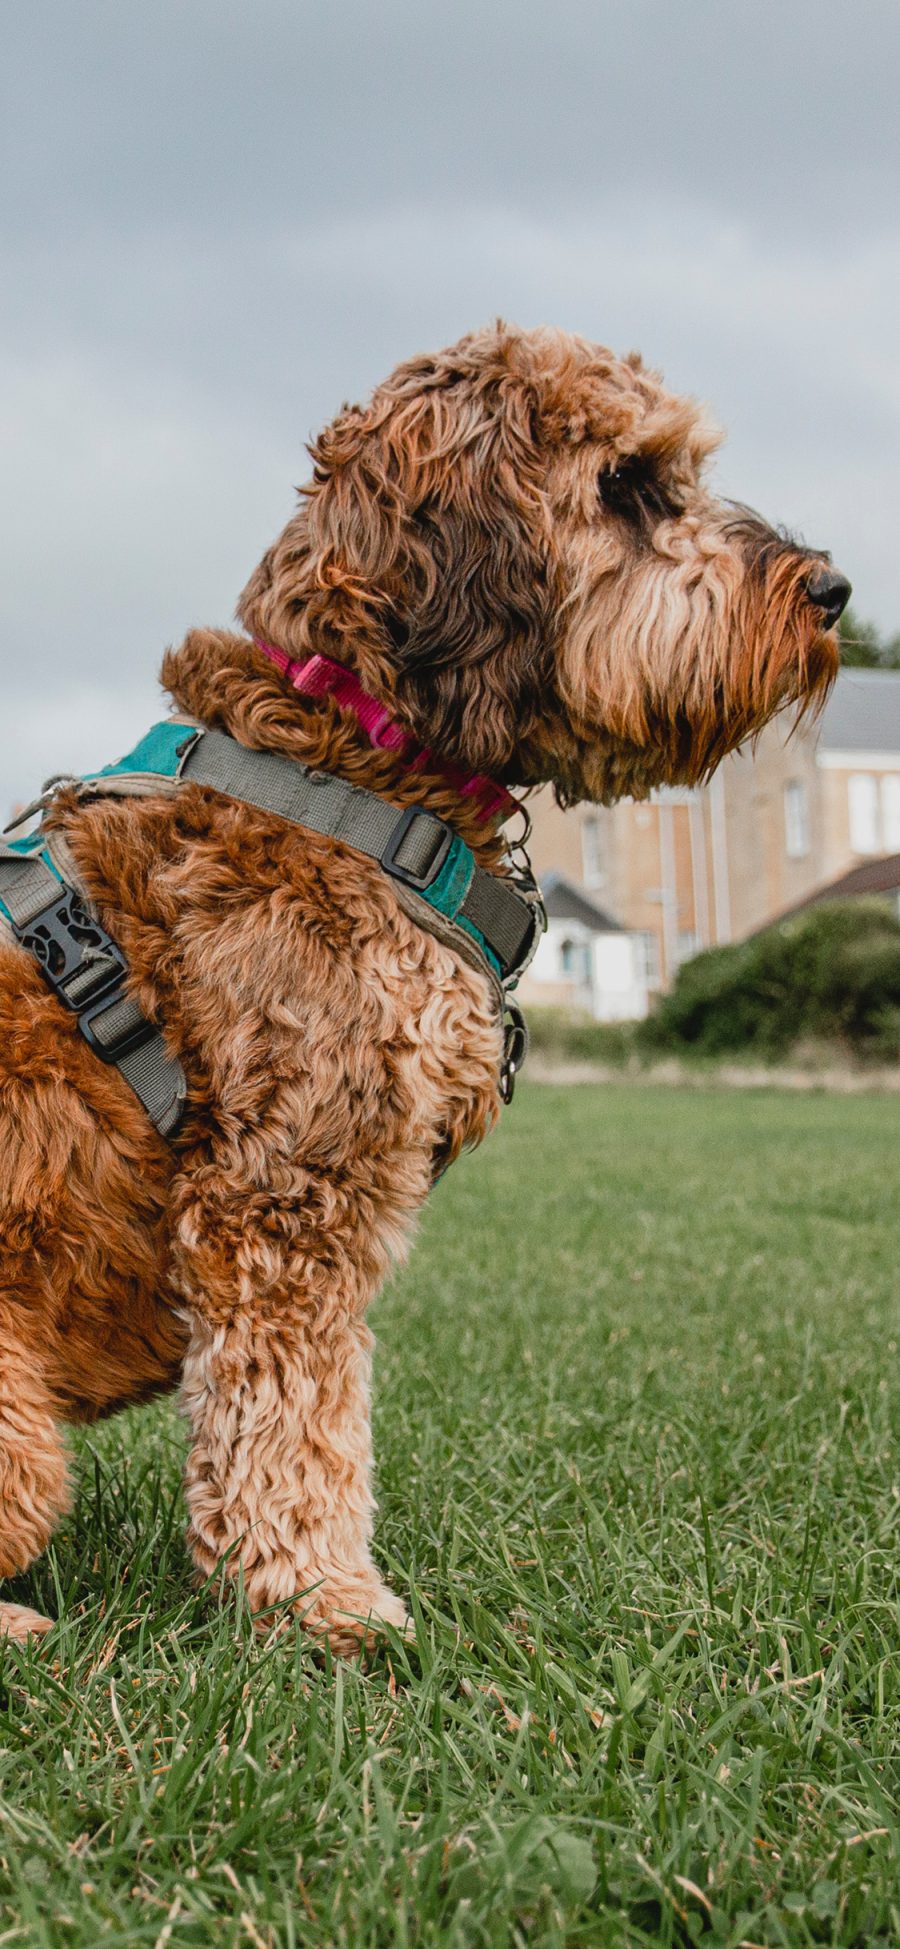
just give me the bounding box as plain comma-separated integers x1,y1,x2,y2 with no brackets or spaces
524,1007,637,1065
642,898,900,1059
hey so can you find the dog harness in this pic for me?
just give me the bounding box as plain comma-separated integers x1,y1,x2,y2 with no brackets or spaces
0,719,543,1142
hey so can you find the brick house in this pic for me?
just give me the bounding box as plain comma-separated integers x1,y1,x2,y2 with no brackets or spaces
520,669,900,1007
525,872,649,1021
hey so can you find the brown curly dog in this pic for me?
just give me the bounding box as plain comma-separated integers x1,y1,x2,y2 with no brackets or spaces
0,324,847,1649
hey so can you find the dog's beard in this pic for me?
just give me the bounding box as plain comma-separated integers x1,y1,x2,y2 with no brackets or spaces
554,519,839,800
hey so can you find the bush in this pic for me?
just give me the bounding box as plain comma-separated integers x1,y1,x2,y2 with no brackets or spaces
524,1007,637,1065
641,899,900,1060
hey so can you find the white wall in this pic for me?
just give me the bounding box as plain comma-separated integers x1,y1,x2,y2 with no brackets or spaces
592,932,648,1022
527,919,648,1021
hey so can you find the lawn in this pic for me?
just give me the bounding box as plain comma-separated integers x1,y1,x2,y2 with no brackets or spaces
2,1084,899,1947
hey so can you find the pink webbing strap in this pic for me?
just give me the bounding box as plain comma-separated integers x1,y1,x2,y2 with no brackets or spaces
254,639,516,825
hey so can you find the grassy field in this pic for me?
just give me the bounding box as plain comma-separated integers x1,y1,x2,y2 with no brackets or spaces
2,1084,899,1947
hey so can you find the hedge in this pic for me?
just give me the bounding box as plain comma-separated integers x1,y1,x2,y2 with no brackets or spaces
642,898,900,1059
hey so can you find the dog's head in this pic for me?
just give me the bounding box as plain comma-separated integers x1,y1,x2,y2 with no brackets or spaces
239,324,847,804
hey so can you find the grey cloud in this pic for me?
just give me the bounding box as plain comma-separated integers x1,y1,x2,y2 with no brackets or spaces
1,0,898,814
4,0,899,241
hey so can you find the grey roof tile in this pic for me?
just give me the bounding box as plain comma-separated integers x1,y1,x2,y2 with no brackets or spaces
820,670,900,753
541,871,623,933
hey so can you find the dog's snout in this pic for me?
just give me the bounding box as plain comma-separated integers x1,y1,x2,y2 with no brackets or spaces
806,567,852,629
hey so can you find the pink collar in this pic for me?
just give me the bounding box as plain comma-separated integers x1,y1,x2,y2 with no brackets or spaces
254,639,517,825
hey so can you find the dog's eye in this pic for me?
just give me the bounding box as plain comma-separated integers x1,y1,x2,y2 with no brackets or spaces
598,458,680,526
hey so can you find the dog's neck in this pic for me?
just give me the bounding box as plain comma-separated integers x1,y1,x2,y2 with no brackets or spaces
253,637,517,827
161,629,516,866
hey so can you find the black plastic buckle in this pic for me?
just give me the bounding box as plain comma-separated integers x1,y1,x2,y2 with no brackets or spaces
13,889,153,1064
15,889,126,1010
381,806,453,891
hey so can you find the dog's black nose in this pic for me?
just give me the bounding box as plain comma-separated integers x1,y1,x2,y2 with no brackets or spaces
806,567,852,628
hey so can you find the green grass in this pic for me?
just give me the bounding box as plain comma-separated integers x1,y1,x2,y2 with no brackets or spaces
2,1085,899,1947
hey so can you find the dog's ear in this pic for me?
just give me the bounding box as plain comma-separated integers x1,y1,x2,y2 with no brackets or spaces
239,343,556,776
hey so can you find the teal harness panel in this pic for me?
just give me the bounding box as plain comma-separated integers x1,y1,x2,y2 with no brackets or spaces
89,720,198,783
3,831,62,866
416,828,501,977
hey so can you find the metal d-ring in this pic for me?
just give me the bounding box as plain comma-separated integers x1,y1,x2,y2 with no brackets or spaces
504,795,533,850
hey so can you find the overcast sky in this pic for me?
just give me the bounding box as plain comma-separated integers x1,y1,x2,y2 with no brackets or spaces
2,0,898,813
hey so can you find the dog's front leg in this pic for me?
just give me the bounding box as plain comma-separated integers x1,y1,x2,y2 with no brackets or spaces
178,1220,408,1653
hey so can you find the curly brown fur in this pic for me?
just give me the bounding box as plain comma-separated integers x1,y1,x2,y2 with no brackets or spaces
0,324,843,1647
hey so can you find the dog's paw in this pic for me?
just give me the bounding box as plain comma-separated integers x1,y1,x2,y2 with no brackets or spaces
304,1579,412,1657
0,1603,54,1644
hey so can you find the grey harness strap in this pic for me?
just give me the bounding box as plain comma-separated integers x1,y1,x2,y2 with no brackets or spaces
180,729,541,986
0,839,186,1138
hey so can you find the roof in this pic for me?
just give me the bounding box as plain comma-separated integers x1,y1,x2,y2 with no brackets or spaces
819,669,900,754
541,871,623,934
773,852,900,925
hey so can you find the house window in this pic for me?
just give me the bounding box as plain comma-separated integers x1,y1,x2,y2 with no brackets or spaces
559,936,592,986
676,930,699,966
784,780,809,859
633,930,660,987
882,775,900,852
848,773,880,855
581,812,605,887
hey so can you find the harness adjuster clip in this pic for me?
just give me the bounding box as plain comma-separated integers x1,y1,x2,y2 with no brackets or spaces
381,806,453,892
78,990,156,1065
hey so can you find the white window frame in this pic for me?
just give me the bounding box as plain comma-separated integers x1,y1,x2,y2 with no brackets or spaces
634,929,660,987
676,930,699,967
882,774,900,853
783,779,810,860
559,934,592,987
848,773,880,855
